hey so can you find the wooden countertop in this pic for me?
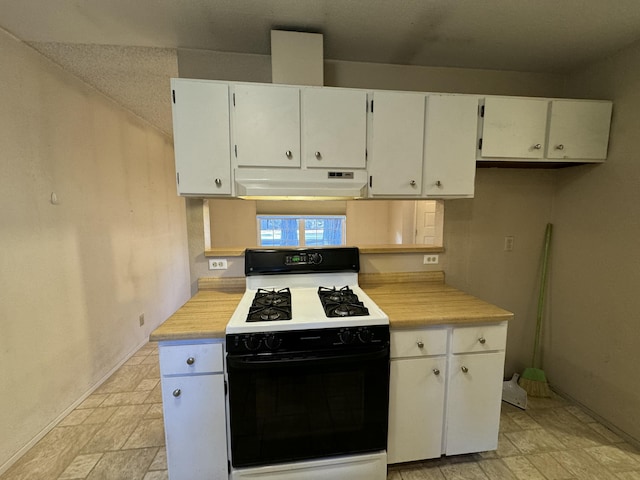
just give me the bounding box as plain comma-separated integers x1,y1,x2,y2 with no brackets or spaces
360,272,513,328
150,272,513,342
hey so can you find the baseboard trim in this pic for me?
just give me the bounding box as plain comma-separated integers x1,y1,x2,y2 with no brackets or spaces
552,386,640,449
0,337,150,475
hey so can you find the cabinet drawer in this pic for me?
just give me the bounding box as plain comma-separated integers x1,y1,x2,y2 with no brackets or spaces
391,328,447,358
451,323,507,354
159,342,223,375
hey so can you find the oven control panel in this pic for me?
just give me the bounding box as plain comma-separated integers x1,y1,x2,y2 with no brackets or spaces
226,326,389,355
284,252,322,266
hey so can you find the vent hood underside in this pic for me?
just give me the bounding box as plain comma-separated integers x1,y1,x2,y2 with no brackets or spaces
234,168,368,199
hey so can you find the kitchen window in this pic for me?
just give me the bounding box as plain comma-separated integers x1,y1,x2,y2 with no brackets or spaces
257,215,346,247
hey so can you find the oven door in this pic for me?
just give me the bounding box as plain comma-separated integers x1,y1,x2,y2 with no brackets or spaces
227,346,390,468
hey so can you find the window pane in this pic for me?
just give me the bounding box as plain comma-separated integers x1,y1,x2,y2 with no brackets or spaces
258,215,345,247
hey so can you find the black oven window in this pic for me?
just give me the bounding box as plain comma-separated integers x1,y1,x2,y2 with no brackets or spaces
228,352,389,468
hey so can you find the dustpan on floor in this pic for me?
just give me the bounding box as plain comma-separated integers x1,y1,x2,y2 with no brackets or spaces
502,372,528,409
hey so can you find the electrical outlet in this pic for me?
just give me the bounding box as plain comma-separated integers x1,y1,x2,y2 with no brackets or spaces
423,254,439,265
208,259,228,270
504,236,515,252
139,313,145,326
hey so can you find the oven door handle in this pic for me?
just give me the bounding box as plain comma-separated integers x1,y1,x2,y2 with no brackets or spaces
227,347,389,369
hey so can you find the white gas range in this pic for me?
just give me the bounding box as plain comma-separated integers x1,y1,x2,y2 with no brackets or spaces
225,247,389,480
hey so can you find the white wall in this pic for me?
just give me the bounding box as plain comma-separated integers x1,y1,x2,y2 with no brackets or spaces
547,39,640,441
0,30,190,470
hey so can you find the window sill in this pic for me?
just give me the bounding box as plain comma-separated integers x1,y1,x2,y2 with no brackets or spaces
204,245,444,257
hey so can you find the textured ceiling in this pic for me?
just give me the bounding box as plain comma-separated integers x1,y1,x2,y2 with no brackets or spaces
2,0,640,73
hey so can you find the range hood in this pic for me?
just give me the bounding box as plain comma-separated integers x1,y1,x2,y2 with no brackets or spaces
235,168,368,199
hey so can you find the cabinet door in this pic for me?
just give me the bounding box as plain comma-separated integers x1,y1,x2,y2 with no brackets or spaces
302,88,367,168
369,91,425,196
161,374,228,480
233,84,300,167
424,95,478,196
388,357,446,463
171,79,231,195
481,97,549,158
547,100,612,160
446,352,505,456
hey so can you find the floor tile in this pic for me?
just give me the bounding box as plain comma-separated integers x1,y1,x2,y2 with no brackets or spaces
588,422,625,443
1,425,100,480
477,458,517,479
144,403,164,419
135,379,159,392
101,391,152,407
81,405,151,454
439,461,489,479
85,447,157,480
552,449,619,480
526,452,574,480
495,433,522,457
142,472,168,480
94,365,154,394
399,464,445,480
586,445,640,472
616,472,640,479
505,428,565,454
122,419,165,449
565,405,595,423
507,411,543,430
58,453,103,480
58,409,94,427
148,448,167,471
500,455,546,480
76,394,109,410
82,406,119,425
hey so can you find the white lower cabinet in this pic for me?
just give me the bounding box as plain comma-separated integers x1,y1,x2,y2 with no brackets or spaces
159,341,228,480
387,356,446,463
388,322,507,464
445,351,505,455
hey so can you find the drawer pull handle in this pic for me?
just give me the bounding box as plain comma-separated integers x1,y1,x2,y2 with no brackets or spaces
478,337,486,344
416,341,424,349
286,150,292,159
433,368,440,376
461,366,469,373
186,357,195,365
173,389,181,397
533,143,542,150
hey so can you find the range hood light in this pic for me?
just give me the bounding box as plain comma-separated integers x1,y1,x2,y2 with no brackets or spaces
238,195,363,201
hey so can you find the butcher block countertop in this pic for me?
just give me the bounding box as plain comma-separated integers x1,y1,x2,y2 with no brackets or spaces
150,272,513,342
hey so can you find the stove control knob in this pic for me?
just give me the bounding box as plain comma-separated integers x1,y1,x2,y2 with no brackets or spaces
264,334,282,350
243,334,262,351
358,328,373,344
309,253,323,265
338,329,354,344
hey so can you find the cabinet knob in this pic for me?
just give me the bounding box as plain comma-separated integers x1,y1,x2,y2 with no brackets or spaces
285,150,292,159
416,341,424,349
435,180,442,187
433,368,440,376
533,144,542,150
409,180,416,186
461,366,469,373
556,144,564,150
186,357,195,365
214,178,222,186
315,151,322,160
478,337,486,344
173,389,181,397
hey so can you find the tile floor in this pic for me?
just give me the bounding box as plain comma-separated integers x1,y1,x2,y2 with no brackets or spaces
2,342,640,479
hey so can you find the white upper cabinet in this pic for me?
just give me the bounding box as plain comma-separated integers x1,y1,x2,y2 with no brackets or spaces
233,84,301,167
480,97,549,159
302,88,367,169
546,100,612,160
423,94,478,197
171,79,232,195
368,91,426,196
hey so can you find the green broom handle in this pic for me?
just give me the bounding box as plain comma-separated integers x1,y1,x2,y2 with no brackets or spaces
533,223,553,368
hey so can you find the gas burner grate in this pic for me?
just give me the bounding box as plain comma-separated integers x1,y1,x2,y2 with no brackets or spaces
247,288,292,322
318,286,370,318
